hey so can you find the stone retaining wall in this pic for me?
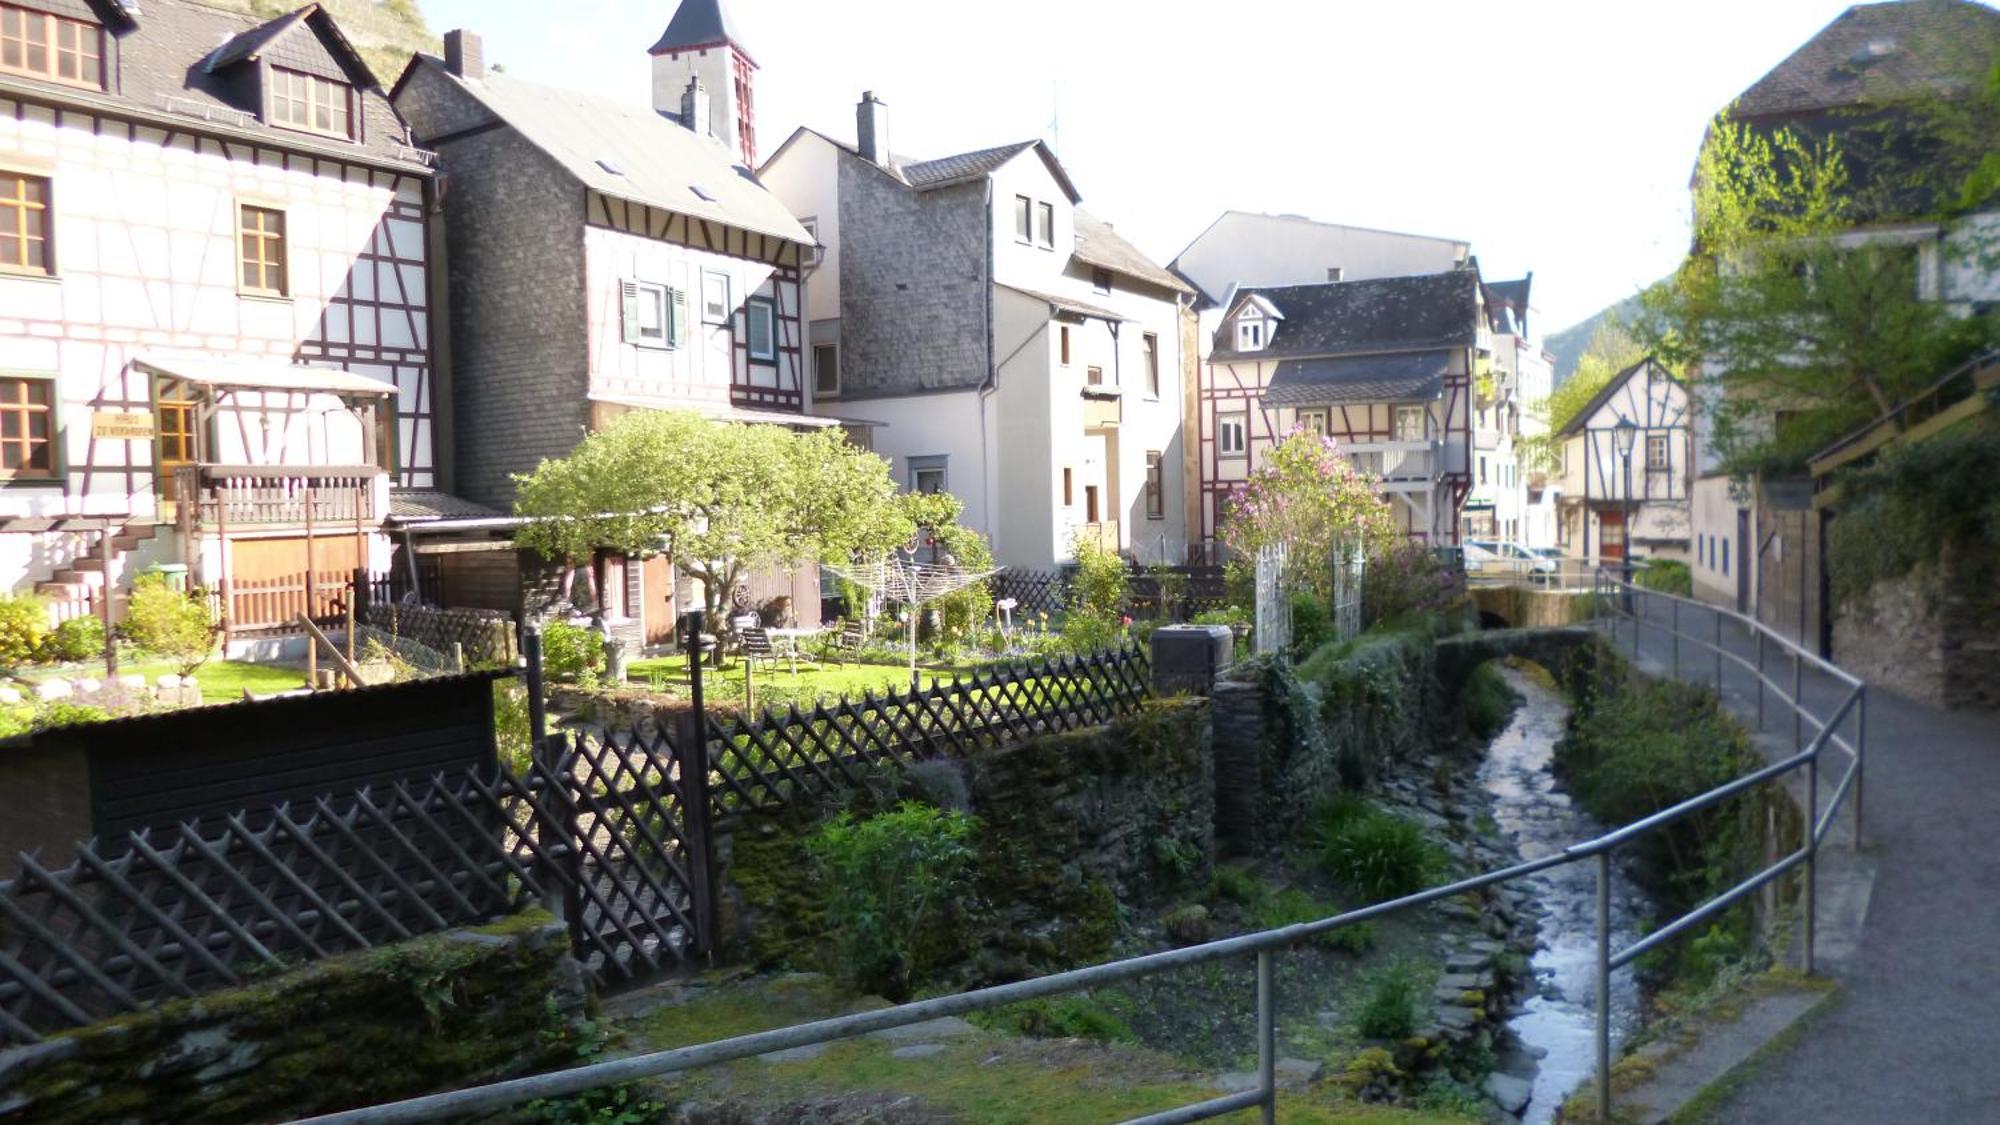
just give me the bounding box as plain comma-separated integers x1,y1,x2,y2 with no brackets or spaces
0,911,590,1123
1833,547,2000,711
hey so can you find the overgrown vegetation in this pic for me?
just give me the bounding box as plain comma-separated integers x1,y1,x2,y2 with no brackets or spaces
0,593,46,671
1462,661,1519,741
1556,668,1769,987
1360,541,1466,628
1352,960,1424,1040
1061,527,1131,653
1634,558,1693,596
1311,794,1444,905
804,801,978,1000
1220,429,1396,602
44,615,105,663
1826,422,2000,606
538,620,603,685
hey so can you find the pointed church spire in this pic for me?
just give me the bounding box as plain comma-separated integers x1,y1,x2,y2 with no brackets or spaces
649,0,755,65
650,0,759,165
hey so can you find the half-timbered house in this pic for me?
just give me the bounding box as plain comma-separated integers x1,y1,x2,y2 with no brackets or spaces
0,0,440,629
392,21,820,646
1197,270,1481,547
1553,357,1692,564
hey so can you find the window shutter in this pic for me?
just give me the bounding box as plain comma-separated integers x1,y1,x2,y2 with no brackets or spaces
620,281,642,344
669,287,689,348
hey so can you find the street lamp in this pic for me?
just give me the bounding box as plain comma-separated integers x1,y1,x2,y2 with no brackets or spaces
1612,417,1638,591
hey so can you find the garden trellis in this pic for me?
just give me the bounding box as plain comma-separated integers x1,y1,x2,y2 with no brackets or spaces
824,551,999,689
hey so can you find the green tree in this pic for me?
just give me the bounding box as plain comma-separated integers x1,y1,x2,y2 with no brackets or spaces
513,412,914,617
1518,319,1647,472
1219,429,1396,598
1640,110,1998,477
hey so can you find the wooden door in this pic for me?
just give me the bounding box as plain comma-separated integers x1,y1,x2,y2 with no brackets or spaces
226,535,362,631
641,555,677,647
1597,510,1626,562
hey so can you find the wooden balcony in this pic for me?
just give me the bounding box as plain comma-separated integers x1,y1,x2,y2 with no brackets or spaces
173,465,387,530
1344,441,1438,491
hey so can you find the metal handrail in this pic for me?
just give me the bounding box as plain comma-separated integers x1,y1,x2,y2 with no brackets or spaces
297,569,1867,1125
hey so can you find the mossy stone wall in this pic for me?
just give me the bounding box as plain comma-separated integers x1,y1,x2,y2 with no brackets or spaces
0,911,590,1124
717,701,1214,979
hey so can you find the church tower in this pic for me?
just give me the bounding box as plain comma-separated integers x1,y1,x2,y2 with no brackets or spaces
650,0,758,166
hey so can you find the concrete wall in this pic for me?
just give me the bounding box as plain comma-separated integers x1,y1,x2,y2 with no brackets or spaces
758,131,843,324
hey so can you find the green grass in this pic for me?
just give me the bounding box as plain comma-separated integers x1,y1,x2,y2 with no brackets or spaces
628,974,1473,1125
18,659,308,703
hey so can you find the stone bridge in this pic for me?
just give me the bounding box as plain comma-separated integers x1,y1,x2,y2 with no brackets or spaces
1469,585,1599,630
1434,625,1607,698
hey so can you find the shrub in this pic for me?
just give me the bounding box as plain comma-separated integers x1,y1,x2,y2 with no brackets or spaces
1353,960,1423,1039
1464,661,1519,741
493,681,534,775
805,801,976,999
1210,866,1265,907
1362,539,1465,627
538,620,603,684
43,616,105,664
1312,795,1442,904
1289,591,1334,660
900,758,971,813
1253,887,1376,954
1067,529,1129,634
123,574,216,676
1635,558,1693,596
32,701,112,731
0,594,48,671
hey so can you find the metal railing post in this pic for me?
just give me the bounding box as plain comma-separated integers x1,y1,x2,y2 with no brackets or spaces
1671,597,1680,678
1792,651,1804,749
1713,608,1723,695
1854,686,1867,843
1631,587,1641,659
1595,850,1613,1124
1804,752,1819,976
1756,630,1767,730
1257,950,1276,1125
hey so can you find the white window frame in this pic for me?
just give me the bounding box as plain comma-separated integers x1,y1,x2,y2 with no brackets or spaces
1143,332,1160,398
1013,195,1032,244
1236,319,1264,351
1297,408,1329,436
1217,411,1247,457
701,270,731,324
800,216,821,268
620,279,677,349
1091,267,1112,295
746,296,777,363
909,454,948,495
1646,432,1670,471
1393,405,1427,442
1035,201,1054,249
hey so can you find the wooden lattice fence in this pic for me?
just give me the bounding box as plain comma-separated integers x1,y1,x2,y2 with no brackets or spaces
0,730,702,1044
706,645,1152,817
992,568,1069,617
0,646,1153,1044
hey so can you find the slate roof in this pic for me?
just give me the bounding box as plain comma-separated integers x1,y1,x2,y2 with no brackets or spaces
1733,0,2000,119
1262,352,1452,407
1214,270,1482,362
388,490,503,522
0,0,419,169
999,285,1126,323
901,139,1082,202
416,63,810,247
649,0,754,63
1073,211,1193,296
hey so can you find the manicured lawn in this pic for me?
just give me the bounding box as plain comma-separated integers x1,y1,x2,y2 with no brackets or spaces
624,655,972,710
18,659,310,703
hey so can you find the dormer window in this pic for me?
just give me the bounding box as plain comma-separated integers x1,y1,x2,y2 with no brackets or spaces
1,3,104,89
1236,319,1266,351
269,68,355,140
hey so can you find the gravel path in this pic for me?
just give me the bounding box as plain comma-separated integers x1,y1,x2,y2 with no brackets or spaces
1602,596,2000,1124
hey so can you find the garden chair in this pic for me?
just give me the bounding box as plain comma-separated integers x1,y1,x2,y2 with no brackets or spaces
823,618,866,665
739,623,782,673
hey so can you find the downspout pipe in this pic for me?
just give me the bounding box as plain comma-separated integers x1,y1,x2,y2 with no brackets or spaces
979,179,997,558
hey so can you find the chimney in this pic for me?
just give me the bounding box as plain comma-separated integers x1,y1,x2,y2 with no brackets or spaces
443,29,484,80
680,77,711,137
856,90,889,167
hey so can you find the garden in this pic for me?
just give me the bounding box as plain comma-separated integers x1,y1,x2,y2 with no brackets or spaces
0,572,306,735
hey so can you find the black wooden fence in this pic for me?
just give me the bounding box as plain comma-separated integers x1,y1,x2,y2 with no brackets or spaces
993,565,1230,622
0,645,1152,1043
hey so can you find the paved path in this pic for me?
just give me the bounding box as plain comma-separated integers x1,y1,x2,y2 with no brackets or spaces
1601,596,2000,1123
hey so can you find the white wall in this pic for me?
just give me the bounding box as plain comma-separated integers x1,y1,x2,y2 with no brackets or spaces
757,130,843,323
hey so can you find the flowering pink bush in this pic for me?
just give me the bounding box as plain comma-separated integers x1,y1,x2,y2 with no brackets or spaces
1362,538,1467,626
1219,429,1397,598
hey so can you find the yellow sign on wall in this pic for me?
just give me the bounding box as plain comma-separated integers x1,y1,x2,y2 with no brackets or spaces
91,411,155,440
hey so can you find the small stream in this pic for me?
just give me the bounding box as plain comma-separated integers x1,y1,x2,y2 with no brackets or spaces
1475,666,1648,1124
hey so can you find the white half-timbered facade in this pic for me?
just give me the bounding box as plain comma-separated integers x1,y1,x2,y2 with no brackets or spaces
1197,271,1481,546
1553,357,1692,563
0,0,437,614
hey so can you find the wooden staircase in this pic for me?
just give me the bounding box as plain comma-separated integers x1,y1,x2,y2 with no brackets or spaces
35,523,160,603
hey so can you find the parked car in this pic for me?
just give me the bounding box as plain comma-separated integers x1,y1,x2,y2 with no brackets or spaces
1466,540,1558,582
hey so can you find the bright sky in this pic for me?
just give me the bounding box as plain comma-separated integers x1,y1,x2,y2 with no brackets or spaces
418,0,1868,336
